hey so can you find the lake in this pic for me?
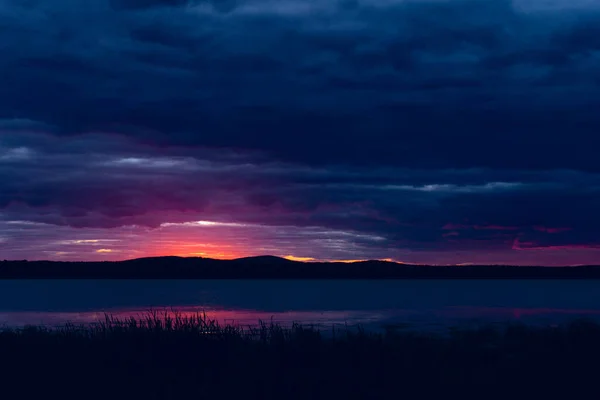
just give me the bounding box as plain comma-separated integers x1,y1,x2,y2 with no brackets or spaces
1,280,600,331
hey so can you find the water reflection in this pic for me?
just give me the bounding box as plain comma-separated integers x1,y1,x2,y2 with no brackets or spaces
0,308,385,328
2,305,600,331
2,280,600,331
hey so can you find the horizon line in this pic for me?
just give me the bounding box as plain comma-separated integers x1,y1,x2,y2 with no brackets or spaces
0,254,596,268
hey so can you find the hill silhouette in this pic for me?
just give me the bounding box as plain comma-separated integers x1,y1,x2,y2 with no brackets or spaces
1,256,600,279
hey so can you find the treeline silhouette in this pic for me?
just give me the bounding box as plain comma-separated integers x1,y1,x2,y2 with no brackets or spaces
1,312,599,399
1,255,600,279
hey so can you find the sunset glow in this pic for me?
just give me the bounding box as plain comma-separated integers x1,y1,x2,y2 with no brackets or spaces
1,0,600,266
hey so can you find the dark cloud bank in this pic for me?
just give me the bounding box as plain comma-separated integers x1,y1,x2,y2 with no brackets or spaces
1,0,600,264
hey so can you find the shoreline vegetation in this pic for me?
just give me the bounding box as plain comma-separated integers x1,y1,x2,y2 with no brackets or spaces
2,311,600,398
2,255,600,279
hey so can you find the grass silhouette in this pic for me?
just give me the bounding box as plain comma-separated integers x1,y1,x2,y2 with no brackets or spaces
1,311,598,398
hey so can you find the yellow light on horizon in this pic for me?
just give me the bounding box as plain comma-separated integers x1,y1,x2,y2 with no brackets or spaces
328,258,403,264
283,255,317,262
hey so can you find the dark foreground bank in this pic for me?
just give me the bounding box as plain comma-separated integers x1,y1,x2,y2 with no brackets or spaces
1,312,599,399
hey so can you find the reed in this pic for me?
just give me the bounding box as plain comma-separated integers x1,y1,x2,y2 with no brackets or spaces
0,312,598,399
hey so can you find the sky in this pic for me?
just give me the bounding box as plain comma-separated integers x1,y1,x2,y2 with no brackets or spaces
1,0,600,265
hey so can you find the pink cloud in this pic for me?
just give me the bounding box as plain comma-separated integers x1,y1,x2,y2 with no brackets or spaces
442,231,459,237
443,223,519,231
533,226,572,234
512,237,600,251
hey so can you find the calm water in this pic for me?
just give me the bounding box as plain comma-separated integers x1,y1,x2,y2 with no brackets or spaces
1,280,600,331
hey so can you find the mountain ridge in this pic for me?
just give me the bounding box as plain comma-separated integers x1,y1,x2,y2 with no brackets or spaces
1,255,600,279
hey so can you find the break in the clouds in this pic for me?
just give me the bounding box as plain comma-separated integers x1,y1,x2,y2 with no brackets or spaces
1,0,600,265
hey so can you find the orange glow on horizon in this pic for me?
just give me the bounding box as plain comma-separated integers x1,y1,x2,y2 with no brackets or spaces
283,255,317,262
279,255,408,264
134,240,248,260
327,258,404,264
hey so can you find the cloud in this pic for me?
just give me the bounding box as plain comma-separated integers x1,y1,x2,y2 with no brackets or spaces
1,131,600,261
109,0,192,10
2,0,600,264
1,0,599,170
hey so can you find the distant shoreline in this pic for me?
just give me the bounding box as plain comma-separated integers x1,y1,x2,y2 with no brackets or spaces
1,255,600,279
